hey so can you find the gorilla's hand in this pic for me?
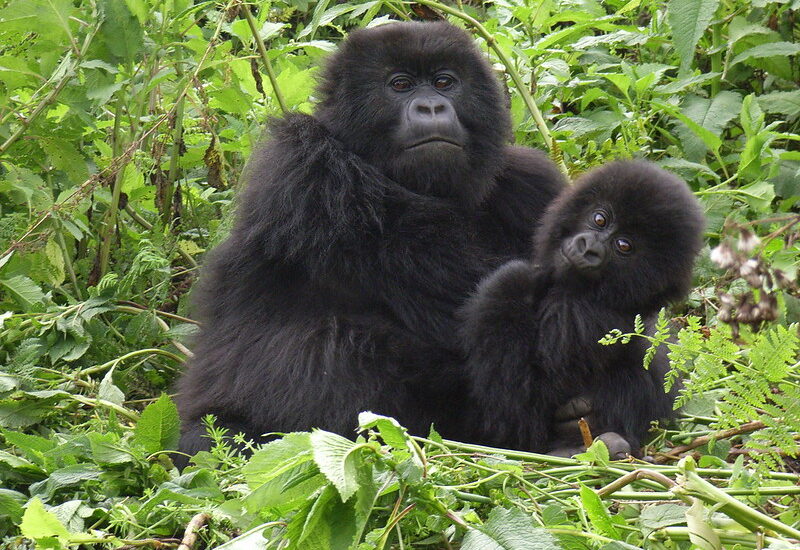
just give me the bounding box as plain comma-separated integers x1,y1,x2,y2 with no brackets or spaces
551,395,593,442
547,431,632,460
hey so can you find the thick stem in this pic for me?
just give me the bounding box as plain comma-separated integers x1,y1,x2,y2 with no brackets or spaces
98,93,128,277
243,2,288,113
163,64,186,227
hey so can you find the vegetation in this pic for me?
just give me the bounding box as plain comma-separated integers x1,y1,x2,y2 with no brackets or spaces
0,0,799,548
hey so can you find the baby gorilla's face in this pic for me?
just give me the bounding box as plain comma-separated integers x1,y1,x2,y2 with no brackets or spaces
535,160,705,312
557,206,635,279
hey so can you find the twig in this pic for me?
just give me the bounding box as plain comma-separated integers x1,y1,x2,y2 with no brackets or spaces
578,417,593,449
177,513,210,550
596,469,685,501
657,421,766,463
0,20,99,156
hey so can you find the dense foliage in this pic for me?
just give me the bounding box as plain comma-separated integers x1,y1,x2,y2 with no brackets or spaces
0,0,799,548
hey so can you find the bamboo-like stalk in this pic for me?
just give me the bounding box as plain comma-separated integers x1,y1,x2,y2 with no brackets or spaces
243,2,288,114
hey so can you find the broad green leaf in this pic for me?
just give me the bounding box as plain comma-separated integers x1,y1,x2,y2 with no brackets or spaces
0,0,75,43
20,498,69,542
96,0,143,62
579,484,621,539
677,92,741,160
243,432,313,487
758,90,800,120
211,523,272,550
124,0,148,24
667,0,719,73
462,507,560,550
133,394,180,455
730,41,800,68
39,138,89,186
98,370,125,406
310,430,361,502
685,499,721,550
0,275,45,309
0,489,24,522
358,412,407,449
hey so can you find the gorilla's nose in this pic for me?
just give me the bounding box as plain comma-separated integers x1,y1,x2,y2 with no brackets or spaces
571,233,605,268
409,97,454,121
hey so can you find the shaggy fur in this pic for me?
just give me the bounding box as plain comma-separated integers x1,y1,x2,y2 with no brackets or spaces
461,161,705,455
175,22,565,458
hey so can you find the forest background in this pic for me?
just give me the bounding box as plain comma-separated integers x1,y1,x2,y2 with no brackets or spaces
0,0,799,548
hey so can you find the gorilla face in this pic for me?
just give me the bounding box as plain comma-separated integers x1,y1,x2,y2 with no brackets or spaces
535,161,705,312
316,22,511,207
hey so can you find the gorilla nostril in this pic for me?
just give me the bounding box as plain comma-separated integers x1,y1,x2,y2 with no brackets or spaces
433,104,446,115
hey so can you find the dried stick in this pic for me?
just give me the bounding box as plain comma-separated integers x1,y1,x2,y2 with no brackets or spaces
657,421,766,463
178,513,210,550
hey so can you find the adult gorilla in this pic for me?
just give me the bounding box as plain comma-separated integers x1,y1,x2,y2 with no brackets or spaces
176,21,565,457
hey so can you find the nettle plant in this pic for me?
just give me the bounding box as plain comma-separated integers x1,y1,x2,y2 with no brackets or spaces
603,222,800,470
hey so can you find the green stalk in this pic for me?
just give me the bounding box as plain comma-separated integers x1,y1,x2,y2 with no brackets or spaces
98,93,128,278
677,457,800,540
163,64,186,227
243,2,288,113
407,0,568,176
56,229,82,300
710,22,723,97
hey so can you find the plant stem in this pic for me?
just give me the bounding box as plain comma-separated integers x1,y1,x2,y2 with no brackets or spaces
163,64,186,227
98,92,128,278
243,2,288,113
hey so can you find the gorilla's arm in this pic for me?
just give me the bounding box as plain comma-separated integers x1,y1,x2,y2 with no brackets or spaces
230,113,485,348
460,260,553,450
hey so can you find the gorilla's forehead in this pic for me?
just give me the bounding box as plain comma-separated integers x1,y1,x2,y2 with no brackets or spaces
335,22,484,77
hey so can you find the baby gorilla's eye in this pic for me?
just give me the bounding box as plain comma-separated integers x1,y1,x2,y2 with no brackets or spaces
390,76,413,91
433,75,454,90
593,212,607,228
615,238,633,254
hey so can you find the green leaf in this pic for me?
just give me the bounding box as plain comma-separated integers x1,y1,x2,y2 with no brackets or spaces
677,92,741,160
667,0,719,74
462,507,560,550
0,489,25,522
358,412,408,449
243,432,313,487
96,0,143,62
310,430,361,502
211,523,272,550
0,275,46,309
133,394,180,455
685,499,721,550
758,90,800,120
98,370,125,406
730,41,800,68
20,498,69,542
579,484,621,539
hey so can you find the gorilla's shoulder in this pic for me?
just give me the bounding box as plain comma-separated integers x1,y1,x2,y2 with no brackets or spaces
497,146,565,199
266,113,336,148
482,146,565,232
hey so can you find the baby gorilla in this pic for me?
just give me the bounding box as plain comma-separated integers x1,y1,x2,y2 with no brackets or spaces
461,161,705,457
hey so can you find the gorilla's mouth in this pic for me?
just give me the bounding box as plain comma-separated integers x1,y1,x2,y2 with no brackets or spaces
406,137,463,150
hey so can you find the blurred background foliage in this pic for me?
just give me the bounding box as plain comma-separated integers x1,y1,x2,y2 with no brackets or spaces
1,0,800,548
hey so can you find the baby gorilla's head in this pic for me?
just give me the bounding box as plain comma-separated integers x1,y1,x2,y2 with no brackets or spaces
535,161,705,312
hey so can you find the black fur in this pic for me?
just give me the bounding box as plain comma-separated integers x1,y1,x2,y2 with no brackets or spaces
461,161,705,455
176,22,565,459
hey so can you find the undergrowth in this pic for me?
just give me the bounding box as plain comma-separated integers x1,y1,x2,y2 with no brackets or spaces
1,0,799,548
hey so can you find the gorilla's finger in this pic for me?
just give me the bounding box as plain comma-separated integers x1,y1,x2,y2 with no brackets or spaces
553,396,592,421
597,432,632,460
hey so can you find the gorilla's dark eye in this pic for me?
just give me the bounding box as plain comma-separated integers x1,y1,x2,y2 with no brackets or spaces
593,212,607,228
615,238,633,254
390,76,413,91
433,75,455,90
